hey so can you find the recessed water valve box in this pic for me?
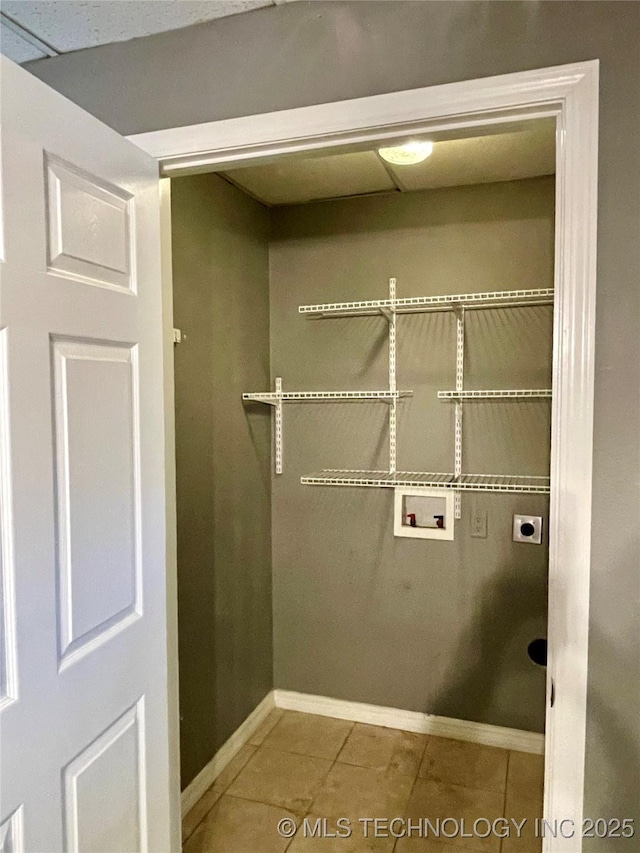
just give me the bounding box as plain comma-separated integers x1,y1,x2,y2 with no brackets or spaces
513,514,543,544
394,488,454,540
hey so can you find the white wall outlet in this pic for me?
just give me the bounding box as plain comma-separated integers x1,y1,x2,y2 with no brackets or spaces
470,509,488,538
513,515,543,544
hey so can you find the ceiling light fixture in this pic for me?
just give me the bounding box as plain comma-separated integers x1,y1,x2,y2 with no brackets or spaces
378,140,434,165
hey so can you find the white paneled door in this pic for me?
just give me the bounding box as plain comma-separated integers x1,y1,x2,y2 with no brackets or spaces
0,58,172,852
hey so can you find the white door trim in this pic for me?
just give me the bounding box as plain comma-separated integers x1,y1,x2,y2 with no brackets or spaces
130,61,599,853
159,177,182,853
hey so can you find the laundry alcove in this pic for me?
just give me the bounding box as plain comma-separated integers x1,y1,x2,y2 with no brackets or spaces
169,127,555,796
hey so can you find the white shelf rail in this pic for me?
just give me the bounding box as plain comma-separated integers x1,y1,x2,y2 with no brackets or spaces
274,377,283,475
388,277,398,474
301,470,551,494
438,389,553,400
299,287,554,318
454,306,465,519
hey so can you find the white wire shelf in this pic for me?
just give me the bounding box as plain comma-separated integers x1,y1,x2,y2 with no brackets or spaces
301,470,551,494
438,389,552,400
299,288,554,318
243,389,413,405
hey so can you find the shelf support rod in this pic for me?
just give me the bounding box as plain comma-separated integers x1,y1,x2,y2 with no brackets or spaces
454,307,465,519
274,377,283,475
388,278,397,474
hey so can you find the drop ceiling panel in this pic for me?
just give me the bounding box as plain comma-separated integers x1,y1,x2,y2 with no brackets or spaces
224,151,397,205
388,127,555,192
1,0,273,54
0,19,46,62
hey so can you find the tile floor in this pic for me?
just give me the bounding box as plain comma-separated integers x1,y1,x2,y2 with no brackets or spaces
183,710,544,853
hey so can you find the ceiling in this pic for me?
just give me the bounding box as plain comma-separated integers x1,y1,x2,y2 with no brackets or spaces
0,0,287,63
222,121,556,206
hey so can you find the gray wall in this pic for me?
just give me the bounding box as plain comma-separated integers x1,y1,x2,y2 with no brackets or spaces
171,173,272,788
270,177,554,733
27,1,640,836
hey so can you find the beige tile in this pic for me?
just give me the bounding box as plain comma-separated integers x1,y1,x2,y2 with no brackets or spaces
311,762,414,823
505,751,544,807
212,744,258,793
227,746,332,813
502,784,542,853
338,724,426,776
262,710,354,760
182,786,222,844
395,838,476,853
181,744,258,842
249,708,285,746
388,731,429,777
404,779,505,853
418,737,508,794
396,821,539,853
503,794,542,823
500,818,542,853
287,814,395,852
503,752,543,853
183,794,296,853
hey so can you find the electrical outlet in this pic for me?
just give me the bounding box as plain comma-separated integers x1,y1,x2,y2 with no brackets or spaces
470,509,487,538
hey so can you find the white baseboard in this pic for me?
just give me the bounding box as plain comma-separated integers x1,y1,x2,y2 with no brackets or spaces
182,688,544,814
273,689,545,755
181,690,276,816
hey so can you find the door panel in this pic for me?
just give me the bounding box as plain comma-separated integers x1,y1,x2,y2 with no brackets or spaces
45,154,135,292
63,701,145,853
52,339,140,666
0,57,172,852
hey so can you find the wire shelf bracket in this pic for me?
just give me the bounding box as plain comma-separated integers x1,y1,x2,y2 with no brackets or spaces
242,373,413,474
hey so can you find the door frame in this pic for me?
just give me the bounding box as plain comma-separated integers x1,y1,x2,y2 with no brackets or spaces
134,61,599,852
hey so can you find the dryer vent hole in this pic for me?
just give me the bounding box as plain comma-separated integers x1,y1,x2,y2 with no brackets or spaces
527,638,547,667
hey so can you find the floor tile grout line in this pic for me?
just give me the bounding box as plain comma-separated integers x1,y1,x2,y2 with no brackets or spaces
181,742,260,844
333,721,356,766
181,781,225,843
215,711,357,850
285,720,426,851
391,733,430,853
217,789,310,814
181,709,286,845
500,750,512,853
282,719,356,851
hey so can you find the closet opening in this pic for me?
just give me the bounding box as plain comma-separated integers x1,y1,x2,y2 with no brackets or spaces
171,118,556,852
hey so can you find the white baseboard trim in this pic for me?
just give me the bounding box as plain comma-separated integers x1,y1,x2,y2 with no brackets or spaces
181,690,276,816
273,689,545,755
182,688,544,814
